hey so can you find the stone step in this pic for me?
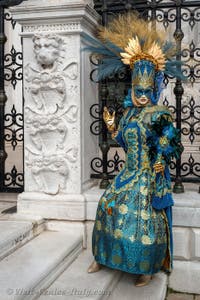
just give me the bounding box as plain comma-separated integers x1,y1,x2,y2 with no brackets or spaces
0,230,83,300
37,248,122,300
108,272,167,300
0,202,16,215
0,218,45,261
0,193,18,203
169,260,200,294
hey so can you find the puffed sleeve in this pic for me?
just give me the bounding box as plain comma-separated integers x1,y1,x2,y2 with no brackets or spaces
147,107,184,210
149,109,184,165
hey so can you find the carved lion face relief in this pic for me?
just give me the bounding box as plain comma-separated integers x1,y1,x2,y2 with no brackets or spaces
33,34,64,68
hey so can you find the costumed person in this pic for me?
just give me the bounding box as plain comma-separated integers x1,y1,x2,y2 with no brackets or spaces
85,13,184,287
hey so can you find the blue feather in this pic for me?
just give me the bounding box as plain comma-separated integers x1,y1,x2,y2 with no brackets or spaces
82,32,126,79
105,41,123,53
162,41,175,54
82,32,122,58
82,31,186,81
98,60,126,80
165,61,187,81
82,32,106,49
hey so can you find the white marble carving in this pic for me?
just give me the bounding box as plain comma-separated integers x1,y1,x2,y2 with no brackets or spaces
26,108,67,153
25,148,78,194
25,105,78,153
33,34,65,67
24,33,79,194
10,0,100,219
25,34,78,114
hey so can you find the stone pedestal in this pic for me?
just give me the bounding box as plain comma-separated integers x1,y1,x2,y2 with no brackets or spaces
10,0,99,220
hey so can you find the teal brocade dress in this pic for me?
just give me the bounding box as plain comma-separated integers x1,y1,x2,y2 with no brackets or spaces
92,105,183,275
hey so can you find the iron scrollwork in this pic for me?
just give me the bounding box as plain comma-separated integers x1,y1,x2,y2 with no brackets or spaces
90,104,102,136
0,0,25,192
4,10,16,29
107,151,125,175
182,40,200,85
181,7,200,31
4,105,23,151
4,165,23,188
181,154,200,178
91,150,125,178
90,0,200,190
0,0,26,8
4,45,23,89
155,8,176,30
181,97,200,144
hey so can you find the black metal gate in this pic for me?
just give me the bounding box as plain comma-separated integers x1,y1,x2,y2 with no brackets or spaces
90,0,200,193
0,0,25,192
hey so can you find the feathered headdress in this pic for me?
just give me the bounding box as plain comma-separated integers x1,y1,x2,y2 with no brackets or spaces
83,12,185,81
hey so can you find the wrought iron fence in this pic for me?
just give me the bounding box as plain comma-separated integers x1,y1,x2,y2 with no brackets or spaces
90,0,200,193
0,0,25,192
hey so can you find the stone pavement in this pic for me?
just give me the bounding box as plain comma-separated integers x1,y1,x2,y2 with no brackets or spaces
167,292,200,300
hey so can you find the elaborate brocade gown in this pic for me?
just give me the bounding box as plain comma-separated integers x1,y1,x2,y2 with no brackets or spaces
92,105,182,275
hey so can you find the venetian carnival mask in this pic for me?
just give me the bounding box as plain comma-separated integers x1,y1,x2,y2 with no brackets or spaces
131,60,155,107
84,12,186,108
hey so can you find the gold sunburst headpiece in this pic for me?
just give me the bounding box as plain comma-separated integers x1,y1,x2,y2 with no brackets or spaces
84,11,185,82
120,37,166,71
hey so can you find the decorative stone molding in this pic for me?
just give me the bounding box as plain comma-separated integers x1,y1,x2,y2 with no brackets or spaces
24,33,79,195
26,109,65,152
23,23,81,34
25,147,78,194
10,1,100,37
24,34,78,114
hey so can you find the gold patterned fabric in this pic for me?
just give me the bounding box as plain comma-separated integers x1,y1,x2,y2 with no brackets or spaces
91,105,173,275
